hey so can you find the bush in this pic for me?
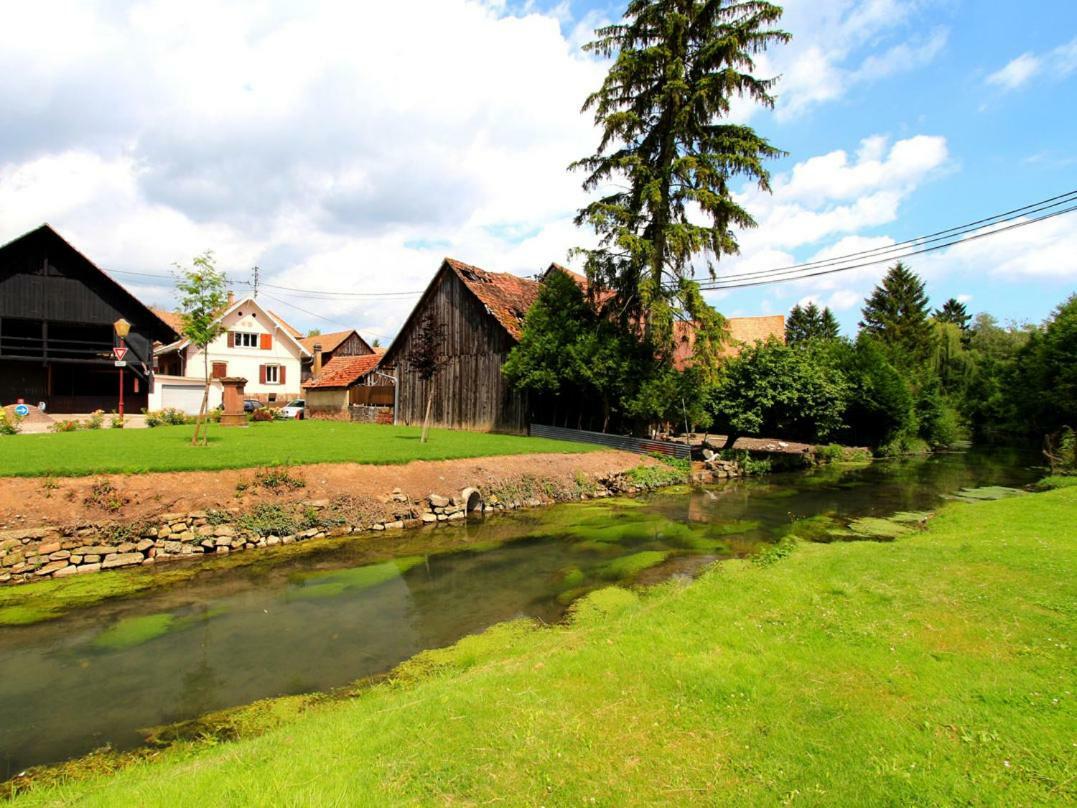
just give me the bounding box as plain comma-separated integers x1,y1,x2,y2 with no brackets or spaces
1044,426,1076,475
253,466,305,492
86,410,105,430
144,408,191,427
49,419,80,433
110,411,124,429
0,410,21,436
250,408,274,423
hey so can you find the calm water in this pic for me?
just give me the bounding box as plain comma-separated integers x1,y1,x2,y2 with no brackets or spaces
0,450,1039,776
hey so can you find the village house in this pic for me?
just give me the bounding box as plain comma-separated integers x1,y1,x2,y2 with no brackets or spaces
383,258,786,435
299,329,375,383
0,225,177,413
302,350,392,419
152,296,309,412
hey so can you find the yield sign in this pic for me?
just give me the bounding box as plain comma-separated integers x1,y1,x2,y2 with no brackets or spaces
112,346,128,362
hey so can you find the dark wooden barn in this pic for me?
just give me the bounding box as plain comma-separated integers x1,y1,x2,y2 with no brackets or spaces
382,258,541,434
0,225,177,413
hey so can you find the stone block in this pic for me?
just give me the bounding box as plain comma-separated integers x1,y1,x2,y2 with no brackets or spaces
36,560,70,576
428,494,450,508
37,541,61,555
77,563,102,574
53,565,77,578
102,553,143,569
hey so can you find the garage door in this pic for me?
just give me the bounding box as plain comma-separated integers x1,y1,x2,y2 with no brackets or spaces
160,383,206,414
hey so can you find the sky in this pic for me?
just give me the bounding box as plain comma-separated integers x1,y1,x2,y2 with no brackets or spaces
1,0,1075,343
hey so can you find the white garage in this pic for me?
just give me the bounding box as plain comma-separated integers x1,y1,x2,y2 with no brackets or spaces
149,376,222,414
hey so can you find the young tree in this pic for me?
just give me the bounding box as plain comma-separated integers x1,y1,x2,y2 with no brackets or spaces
571,0,789,356
174,252,229,447
859,262,935,369
935,298,970,331
407,313,446,443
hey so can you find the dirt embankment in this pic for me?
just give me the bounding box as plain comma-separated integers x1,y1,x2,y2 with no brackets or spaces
0,451,654,531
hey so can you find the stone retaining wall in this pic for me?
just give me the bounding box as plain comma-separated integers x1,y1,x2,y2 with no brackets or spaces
0,468,682,586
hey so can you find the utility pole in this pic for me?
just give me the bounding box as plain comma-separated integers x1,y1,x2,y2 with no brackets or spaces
251,265,260,299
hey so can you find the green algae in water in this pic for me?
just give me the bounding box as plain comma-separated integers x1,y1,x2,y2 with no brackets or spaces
93,613,176,650
287,556,425,601
890,511,932,524
705,519,763,537
950,486,1027,502
779,514,842,542
847,517,913,539
559,566,586,589
598,551,671,580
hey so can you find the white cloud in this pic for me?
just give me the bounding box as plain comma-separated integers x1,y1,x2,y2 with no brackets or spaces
985,36,1077,91
986,53,1042,90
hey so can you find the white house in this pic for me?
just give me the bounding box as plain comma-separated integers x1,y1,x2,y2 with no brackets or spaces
151,296,310,413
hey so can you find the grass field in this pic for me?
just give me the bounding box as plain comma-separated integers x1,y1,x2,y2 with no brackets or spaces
0,421,595,477
10,485,1075,805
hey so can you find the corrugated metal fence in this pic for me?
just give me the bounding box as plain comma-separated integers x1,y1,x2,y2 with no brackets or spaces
529,423,691,459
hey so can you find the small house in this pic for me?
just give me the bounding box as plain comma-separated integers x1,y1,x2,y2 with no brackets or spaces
299,329,375,383
152,296,309,411
302,351,391,418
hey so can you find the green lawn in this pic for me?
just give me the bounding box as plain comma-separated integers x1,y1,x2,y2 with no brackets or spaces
0,421,595,477
11,486,1075,805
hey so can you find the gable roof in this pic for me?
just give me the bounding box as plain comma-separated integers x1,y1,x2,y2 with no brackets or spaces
303,352,384,389
444,258,542,341
269,310,304,341
155,296,312,357
150,307,185,335
0,224,178,343
299,329,372,357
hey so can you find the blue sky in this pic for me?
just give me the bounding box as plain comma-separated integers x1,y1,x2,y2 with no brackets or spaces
1,0,1074,339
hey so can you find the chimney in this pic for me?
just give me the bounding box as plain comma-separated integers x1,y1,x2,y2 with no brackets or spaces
313,343,323,377
227,291,236,307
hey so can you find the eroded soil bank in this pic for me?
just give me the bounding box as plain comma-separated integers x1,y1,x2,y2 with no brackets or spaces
0,451,654,531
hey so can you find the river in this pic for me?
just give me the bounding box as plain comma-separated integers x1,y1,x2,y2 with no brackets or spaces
0,449,1039,777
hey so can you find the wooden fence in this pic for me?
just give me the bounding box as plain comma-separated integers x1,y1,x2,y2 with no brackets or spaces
529,423,691,459
348,385,395,406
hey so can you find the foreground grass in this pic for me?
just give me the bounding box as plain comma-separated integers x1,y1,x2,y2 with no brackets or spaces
11,488,1075,805
0,421,594,477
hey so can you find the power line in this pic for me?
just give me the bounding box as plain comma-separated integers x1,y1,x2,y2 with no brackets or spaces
697,202,1077,290
258,291,390,339
701,189,1077,284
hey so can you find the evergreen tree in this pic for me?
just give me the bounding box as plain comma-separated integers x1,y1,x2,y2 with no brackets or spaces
935,298,971,331
820,307,840,340
859,262,935,368
572,0,789,359
786,302,840,345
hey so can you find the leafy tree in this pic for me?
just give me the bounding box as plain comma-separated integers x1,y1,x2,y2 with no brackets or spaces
306,328,322,338
934,298,970,331
1012,293,1077,434
174,252,229,447
372,338,381,348
709,339,849,446
571,0,789,356
407,313,446,443
859,262,935,370
835,336,916,449
787,302,840,345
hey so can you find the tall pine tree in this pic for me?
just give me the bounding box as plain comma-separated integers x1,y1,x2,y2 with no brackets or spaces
860,262,935,368
935,298,971,331
820,306,840,340
786,302,841,345
572,0,789,362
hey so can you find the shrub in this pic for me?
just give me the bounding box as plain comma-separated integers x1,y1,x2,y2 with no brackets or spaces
110,411,124,429
250,408,274,423
0,410,21,436
50,419,80,433
238,504,298,537
253,466,305,492
84,479,128,512
86,410,105,430
1044,426,1076,475
814,444,845,464
144,408,191,427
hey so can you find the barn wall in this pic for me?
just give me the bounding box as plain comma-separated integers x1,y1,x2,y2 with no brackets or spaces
387,269,527,434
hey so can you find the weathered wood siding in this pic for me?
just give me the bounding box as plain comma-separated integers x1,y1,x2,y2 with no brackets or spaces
331,332,373,358
388,269,527,433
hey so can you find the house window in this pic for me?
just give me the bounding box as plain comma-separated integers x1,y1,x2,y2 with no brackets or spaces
265,364,280,384
212,362,228,379
234,331,259,348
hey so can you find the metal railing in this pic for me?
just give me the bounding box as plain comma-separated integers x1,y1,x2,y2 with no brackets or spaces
529,423,691,459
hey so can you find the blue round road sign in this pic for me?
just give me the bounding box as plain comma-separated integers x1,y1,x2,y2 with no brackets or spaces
14,404,30,417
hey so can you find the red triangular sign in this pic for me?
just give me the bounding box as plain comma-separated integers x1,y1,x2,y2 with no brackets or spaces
113,346,128,361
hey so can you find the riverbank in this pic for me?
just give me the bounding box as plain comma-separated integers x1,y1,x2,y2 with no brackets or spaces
8,478,1073,804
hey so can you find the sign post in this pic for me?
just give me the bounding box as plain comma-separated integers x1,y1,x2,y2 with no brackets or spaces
113,345,128,418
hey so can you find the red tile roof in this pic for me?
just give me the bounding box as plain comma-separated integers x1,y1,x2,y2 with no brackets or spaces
269,310,304,341
150,307,185,334
303,353,383,389
445,258,542,341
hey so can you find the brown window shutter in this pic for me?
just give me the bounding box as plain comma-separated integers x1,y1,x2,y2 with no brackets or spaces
227,331,235,348
260,333,272,350
279,365,286,386
259,364,267,384
212,362,227,379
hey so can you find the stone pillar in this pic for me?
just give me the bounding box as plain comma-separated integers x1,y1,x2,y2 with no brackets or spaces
220,377,248,427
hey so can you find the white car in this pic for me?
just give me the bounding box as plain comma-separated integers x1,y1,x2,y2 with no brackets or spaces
279,399,306,420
